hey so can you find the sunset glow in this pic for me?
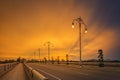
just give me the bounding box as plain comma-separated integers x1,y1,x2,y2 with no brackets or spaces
0,0,120,61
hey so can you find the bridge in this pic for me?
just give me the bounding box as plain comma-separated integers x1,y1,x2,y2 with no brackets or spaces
0,62,120,80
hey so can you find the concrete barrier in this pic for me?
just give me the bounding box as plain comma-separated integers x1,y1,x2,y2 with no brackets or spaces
0,62,18,77
24,63,48,80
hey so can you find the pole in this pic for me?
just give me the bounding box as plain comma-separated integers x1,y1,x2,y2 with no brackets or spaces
72,17,87,66
39,48,40,61
48,42,50,61
78,18,82,66
34,52,36,61
45,41,53,62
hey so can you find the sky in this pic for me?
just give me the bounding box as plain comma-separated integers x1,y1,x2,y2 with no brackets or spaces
0,0,120,60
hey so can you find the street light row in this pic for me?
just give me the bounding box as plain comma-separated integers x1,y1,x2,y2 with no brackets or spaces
32,17,87,66
32,41,53,62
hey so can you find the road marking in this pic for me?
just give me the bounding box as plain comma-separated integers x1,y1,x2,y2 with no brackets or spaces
37,68,62,80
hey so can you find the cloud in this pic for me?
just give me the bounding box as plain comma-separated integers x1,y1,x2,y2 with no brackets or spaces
0,0,120,60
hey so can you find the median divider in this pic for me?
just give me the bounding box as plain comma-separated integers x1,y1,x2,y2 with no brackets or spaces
24,63,48,80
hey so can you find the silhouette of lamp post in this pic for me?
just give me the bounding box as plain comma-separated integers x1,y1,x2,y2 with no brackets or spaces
72,17,87,66
44,41,54,62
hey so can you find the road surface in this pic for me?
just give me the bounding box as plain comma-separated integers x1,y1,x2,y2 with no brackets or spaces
0,63,28,80
28,63,120,80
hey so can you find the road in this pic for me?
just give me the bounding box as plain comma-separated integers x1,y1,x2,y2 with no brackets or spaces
0,63,28,80
27,63,120,80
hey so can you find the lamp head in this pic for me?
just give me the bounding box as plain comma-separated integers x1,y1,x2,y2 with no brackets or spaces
72,22,74,28
85,28,87,33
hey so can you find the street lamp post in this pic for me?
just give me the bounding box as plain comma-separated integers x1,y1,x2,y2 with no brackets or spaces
44,41,54,62
48,42,50,61
34,51,36,61
38,48,40,62
72,17,87,66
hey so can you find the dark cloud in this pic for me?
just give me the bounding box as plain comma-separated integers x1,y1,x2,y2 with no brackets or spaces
92,0,120,27
70,0,120,60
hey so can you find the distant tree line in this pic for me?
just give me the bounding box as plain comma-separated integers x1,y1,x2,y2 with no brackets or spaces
0,57,27,64
0,59,16,63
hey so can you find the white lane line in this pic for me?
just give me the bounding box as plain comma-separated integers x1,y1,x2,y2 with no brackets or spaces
36,68,62,80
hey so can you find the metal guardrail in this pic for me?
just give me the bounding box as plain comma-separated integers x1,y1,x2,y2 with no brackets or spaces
24,63,48,80
0,62,18,77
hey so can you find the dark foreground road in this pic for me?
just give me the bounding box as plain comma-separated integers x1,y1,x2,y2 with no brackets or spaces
28,63,120,80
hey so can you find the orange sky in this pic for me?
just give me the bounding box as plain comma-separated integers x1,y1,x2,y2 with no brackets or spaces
0,0,119,60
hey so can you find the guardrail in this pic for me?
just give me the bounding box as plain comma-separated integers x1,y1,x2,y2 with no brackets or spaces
24,63,48,80
28,61,120,67
0,62,18,77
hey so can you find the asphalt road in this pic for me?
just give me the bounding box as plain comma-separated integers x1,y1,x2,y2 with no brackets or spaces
27,63,120,80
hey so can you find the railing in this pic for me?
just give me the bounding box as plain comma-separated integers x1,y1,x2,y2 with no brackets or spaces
0,62,18,77
24,63,48,80
28,61,120,67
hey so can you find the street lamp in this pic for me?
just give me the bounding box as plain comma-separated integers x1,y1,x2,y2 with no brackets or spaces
44,41,54,62
38,48,41,62
72,17,87,66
